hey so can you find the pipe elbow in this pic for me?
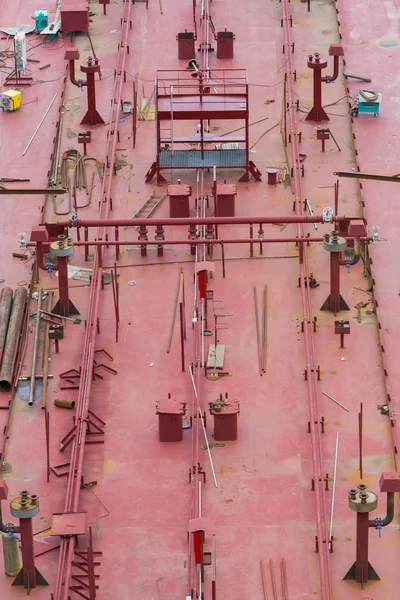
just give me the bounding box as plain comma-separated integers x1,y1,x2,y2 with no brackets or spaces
68,61,85,88
322,57,339,83
382,492,394,527
368,492,395,528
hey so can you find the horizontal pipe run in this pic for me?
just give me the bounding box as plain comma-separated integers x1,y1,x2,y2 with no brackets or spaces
29,235,368,248
58,214,363,228
0,188,66,195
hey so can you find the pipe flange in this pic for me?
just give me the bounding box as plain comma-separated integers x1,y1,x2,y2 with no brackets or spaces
50,236,74,257
10,494,40,519
348,489,378,513
323,230,347,253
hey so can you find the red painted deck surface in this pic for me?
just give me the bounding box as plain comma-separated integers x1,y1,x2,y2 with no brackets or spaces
0,0,399,599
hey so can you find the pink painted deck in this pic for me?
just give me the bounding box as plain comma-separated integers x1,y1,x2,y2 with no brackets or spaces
0,0,399,599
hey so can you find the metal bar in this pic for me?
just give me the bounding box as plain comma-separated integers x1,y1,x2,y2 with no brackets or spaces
306,199,318,230
188,365,218,487
254,287,262,376
199,406,218,488
63,214,363,228
0,188,66,195
179,300,185,372
334,171,400,182
329,432,339,544
41,292,53,410
270,559,278,600
322,391,350,412
359,402,363,480
260,560,268,600
45,410,50,482
166,269,182,353
280,558,288,600
22,93,58,156
29,289,42,406
262,285,267,373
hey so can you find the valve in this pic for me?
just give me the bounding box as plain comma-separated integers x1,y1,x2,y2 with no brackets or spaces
18,232,27,248
371,225,380,241
6,522,18,540
376,516,382,538
322,206,333,223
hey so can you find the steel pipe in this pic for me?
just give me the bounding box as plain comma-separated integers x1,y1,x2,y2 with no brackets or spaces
282,1,332,598
0,288,27,392
29,290,42,406
59,214,362,228
0,288,13,368
34,235,368,247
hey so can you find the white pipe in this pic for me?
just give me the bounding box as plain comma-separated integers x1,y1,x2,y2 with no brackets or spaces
188,366,218,488
199,480,202,517
329,432,339,543
199,406,218,488
22,93,58,156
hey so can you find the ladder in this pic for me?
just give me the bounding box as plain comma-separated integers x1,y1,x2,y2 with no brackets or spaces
132,191,167,220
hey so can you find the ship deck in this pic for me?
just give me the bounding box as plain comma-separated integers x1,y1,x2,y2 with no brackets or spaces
0,0,399,599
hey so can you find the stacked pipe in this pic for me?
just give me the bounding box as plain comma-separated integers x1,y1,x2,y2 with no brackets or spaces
0,288,27,392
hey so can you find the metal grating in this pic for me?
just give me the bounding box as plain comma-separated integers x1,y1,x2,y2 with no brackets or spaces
159,149,247,169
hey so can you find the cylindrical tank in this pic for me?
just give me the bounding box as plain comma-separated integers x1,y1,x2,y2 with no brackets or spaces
0,288,13,368
0,287,27,392
1,532,21,576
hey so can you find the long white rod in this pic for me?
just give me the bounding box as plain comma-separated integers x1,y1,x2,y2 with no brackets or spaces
189,366,218,488
23,93,58,156
329,432,339,543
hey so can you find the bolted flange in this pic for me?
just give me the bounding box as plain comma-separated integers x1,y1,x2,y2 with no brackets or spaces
50,235,74,258
323,230,347,252
10,492,40,519
348,485,378,513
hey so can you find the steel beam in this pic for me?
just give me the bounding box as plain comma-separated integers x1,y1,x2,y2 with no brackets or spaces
334,171,400,182
0,188,66,195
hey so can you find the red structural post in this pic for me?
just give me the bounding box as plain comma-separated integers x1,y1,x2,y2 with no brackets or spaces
57,256,70,317
81,56,105,126
19,518,35,587
321,231,350,312
344,485,379,584
10,491,48,591
305,53,329,122
50,236,78,317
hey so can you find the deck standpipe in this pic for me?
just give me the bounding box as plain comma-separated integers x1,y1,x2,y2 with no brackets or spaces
344,473,400,585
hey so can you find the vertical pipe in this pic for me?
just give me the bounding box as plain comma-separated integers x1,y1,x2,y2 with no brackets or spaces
329,432,339,545
330,252,340,313
29,290,42,406
41,292,52,409
57,256,70,317
45,411,50,482
211,534,216,600
334,180,339,216
220,242,225,278
359,402,363,480
179,301,185,372
19,518,36,588
0,288,13,368
356,512,369,583
0,287,27,392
